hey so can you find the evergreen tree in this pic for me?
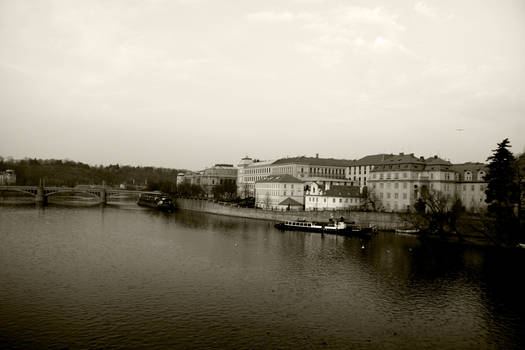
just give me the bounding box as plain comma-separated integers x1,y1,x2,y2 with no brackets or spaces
484,138,520,245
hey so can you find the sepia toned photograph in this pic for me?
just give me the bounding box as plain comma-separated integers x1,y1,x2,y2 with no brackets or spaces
1,0,524,349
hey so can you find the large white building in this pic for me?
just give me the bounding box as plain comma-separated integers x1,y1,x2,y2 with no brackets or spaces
255,174,304,210
368,153,488,212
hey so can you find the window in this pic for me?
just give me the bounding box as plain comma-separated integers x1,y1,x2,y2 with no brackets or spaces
403,172,407,178
394,193,398,199
339,198,342,203
403,183,407,189
387,193,391,199
380,183,384,189
403,193,407,199
394,183,399,189
333,198,336,203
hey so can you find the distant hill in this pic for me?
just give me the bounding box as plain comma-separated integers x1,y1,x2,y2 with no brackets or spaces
0,157,184,193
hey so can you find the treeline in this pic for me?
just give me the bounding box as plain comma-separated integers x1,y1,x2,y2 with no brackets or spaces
0,156,183,192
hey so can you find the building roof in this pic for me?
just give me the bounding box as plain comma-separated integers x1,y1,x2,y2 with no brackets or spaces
355,153,395,166
451,163,488,182
255,174,303,183
371,153,452,172
272,156,354,167
278,197,303,207
324,185,361,198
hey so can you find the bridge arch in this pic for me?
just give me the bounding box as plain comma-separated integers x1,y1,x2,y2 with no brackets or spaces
43,189,102,200
0,186,38,197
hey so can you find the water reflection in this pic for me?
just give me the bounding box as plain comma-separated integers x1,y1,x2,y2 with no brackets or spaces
0,204,524,349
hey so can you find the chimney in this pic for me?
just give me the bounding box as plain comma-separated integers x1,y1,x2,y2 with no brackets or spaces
399,152,404,155
420,156,425,161
316,153,319,158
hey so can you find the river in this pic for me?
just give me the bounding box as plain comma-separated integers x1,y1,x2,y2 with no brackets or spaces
1,203,524,349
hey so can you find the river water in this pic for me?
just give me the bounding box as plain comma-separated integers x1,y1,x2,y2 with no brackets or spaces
1,203,524,349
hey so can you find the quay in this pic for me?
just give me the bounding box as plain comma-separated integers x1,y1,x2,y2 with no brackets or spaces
175,198,406,231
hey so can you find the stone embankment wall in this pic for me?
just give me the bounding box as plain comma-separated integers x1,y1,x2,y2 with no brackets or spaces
175,199,406,230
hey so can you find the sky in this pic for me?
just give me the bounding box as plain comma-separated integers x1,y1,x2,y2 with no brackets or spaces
1,0,524,170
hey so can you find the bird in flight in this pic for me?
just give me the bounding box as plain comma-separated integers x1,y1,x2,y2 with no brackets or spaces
456,128,464,132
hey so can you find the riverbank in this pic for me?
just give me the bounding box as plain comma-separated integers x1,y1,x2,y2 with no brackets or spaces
175,198,406,230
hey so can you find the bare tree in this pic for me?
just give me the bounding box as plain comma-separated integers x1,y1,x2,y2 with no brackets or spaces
264,192,271,210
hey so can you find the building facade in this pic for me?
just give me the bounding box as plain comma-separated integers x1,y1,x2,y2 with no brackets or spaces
347,154,394,189
0,170,16,185
255,174,304,210
368,153,456,212
368,153,488,212
237,157,274,198
305,182,361,211
270,155,355,187
452,163,488,212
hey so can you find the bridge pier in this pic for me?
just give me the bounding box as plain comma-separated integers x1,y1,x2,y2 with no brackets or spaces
35,186,47,204
100,188,107,204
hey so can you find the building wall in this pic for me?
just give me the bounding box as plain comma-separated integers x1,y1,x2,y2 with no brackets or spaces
305,195,361,211
237,158,273,198
369,160,488,212
255,181,304,209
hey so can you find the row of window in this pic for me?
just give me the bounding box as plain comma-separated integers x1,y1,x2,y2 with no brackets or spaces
263,191,298,196
307,167,345,175
379,192,408,200
372,171,485,181
306,197,359,204
244,167,271,175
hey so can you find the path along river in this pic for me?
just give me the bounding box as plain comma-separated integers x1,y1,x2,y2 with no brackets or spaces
1,203,524,349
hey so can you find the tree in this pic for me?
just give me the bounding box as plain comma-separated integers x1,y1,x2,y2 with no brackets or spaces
263,192,272,209
484,138,521,245
404,187,465,239
360,186,382,211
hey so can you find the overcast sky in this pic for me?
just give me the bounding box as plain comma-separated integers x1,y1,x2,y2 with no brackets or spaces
1,0,524,170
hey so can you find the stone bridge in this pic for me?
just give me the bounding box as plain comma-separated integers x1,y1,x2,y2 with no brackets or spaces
0,185,145,204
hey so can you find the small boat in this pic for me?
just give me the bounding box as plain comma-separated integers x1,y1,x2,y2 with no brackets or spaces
137,192,175,212
395,228,420,235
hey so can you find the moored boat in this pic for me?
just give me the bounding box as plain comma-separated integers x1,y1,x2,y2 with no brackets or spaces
275,218,347,233
274,217,372,236
395,228,420,235
137,192,175,212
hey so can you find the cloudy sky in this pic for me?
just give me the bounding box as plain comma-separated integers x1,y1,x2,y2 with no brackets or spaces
1,0,524,170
